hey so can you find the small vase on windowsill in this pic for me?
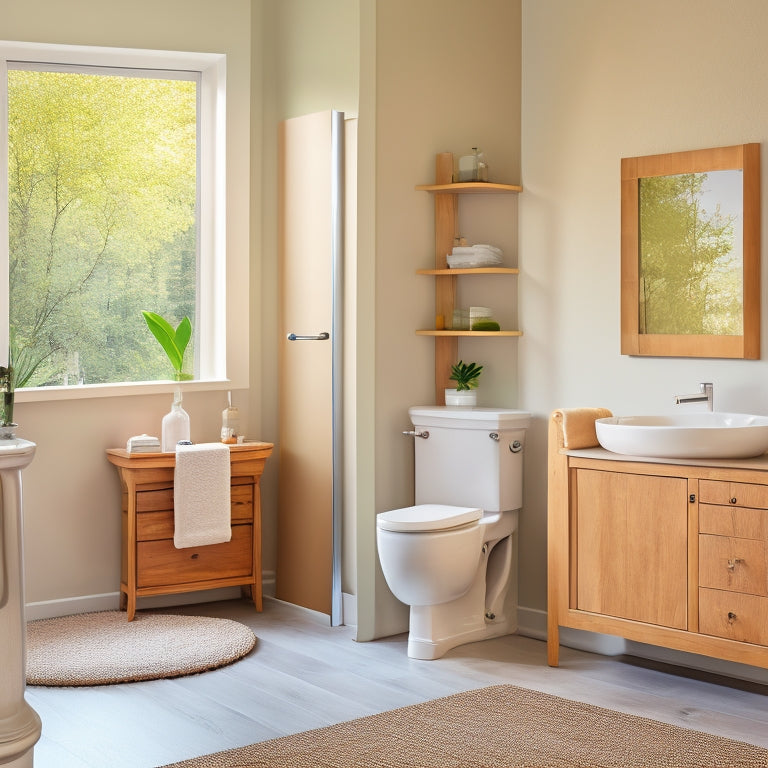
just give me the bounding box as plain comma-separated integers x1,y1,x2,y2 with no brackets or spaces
0,363,17,439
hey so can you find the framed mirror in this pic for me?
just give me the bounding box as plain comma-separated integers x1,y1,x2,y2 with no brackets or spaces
621,143,760,358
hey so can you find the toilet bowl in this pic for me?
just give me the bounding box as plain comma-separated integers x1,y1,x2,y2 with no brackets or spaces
376,406,530,660
377,503,519,659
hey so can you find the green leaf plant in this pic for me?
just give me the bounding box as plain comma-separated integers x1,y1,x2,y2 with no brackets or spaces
142,311,193,381
449,360,483,391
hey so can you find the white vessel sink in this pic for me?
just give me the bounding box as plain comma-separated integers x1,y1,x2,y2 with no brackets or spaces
595,413,768,459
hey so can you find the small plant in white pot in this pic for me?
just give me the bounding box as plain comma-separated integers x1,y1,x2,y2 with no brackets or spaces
445,360,482,406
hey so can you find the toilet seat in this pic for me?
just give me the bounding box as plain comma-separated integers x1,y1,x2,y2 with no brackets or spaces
377,504,482,533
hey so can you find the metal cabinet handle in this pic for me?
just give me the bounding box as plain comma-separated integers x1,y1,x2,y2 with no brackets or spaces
403,430,429,439
287,332,330,341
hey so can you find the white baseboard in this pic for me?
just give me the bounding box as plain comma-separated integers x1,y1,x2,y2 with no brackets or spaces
26,585,248,621
342,591,357,627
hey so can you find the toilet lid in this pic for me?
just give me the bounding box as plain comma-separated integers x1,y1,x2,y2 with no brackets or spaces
377,504,482,532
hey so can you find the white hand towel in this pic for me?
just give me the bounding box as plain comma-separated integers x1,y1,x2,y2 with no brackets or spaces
174,442,232,548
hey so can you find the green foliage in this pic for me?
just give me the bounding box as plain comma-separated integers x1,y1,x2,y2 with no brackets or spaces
639,172,740,335
142,311,192,380
8,68,197,386
449,360,483,391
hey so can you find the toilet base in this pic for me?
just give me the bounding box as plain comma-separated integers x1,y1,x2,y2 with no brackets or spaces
407,606,517,660
406,528,518,660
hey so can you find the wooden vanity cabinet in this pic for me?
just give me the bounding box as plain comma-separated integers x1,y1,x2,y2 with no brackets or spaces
548,413,768,671
107,443,273,620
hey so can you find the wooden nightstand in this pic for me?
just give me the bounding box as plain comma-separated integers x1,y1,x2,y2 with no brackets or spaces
106,442,273,620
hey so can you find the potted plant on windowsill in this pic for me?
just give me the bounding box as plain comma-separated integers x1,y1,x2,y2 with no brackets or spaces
445,360,482,406
142,311,193,381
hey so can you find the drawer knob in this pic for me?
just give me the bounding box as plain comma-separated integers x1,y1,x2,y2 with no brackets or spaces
727,558,743,571
727,611,737,622
191,553,199,560
729,497,737,504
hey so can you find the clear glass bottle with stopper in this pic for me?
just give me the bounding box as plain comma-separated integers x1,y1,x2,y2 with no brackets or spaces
161,387,190,452
221,391,240,444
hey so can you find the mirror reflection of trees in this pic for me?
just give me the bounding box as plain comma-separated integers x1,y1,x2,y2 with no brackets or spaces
639,171,741,336
8,68,197,387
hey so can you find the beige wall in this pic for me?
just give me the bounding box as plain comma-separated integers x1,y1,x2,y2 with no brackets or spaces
367,0,522,638
4,0,253,610
254,0,361,591
520,0,768,645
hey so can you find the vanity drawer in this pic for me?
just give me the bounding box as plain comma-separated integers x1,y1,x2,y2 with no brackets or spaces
137,523,253,587
699,534,768,596
136,483,254,541
699,503,768,540
699,480,768,509
699,588,768,646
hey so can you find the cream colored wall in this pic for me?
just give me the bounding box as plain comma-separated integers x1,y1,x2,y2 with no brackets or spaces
520,0,768,630
4,0,253,610
368,0,522,638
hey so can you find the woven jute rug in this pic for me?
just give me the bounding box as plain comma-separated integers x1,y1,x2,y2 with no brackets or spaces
26,610,256,686
160,684,768,768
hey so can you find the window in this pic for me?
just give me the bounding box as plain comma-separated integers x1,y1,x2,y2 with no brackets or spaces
1,42,227,389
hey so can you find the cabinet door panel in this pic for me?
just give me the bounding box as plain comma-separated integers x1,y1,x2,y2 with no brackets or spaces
576,469,688,629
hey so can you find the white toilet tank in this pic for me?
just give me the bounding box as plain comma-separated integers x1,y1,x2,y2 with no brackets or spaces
409,407,531,512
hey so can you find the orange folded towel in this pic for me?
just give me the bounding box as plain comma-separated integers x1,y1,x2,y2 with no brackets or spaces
551,407,613,449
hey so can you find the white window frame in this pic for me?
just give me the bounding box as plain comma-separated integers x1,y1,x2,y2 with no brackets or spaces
0,41,230,401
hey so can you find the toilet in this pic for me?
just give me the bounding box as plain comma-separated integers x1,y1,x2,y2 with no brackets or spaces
376,406,531,660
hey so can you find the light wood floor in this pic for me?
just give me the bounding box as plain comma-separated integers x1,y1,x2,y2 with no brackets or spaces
25,597,768,768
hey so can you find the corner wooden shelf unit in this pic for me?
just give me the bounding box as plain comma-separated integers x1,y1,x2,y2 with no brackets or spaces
417,153,522,404
106,442,273,620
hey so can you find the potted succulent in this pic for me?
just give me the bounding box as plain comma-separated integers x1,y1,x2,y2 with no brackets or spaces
445,360,483,406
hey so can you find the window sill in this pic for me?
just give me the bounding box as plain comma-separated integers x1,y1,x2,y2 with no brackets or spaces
14,378,239,404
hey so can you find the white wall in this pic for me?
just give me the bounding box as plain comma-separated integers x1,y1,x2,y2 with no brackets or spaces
4,0,253,610
520,0,768,634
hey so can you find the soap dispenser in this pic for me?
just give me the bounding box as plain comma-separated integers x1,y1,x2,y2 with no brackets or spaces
162,387,190,451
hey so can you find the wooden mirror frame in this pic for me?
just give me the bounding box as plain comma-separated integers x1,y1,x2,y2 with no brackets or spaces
621,143,760,358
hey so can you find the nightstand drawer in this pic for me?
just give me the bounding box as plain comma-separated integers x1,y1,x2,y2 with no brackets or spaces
699,534,768,596
137,483,254,541
699,588,768,645
137,524,253,587
699,480,768,509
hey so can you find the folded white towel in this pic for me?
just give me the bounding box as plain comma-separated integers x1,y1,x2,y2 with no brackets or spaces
174,442,232,549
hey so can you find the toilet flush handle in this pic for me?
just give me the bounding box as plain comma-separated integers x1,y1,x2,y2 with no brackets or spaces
402,429,429,439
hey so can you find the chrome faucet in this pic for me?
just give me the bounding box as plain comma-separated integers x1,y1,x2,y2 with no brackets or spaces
674,382,713,411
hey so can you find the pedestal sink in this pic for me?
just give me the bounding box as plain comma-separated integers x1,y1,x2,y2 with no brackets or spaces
595,413,768,459
0,438,41,767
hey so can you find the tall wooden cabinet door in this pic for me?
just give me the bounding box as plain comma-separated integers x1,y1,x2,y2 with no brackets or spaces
575,469,688,629
276,111,335,616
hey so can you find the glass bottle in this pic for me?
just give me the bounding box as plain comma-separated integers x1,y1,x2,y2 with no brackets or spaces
161,388,191,452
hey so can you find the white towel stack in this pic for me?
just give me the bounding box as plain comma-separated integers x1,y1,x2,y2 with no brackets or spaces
173,442,232,549
447,243,503,269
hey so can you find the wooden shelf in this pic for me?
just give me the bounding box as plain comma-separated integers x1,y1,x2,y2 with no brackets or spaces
417,267,519,276
417,329,522,337
415,181,522,194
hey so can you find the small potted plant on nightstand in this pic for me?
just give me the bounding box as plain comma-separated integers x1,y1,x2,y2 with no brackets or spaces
445,360,483,406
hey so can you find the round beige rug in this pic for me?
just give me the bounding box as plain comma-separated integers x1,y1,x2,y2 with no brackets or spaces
26,611,256,687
